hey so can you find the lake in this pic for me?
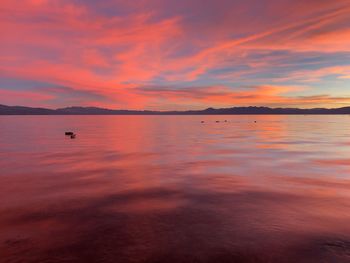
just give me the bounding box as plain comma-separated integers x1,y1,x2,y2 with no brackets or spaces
1,115,350,263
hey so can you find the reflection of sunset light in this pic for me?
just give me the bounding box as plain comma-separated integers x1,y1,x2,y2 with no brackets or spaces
1,115,350,261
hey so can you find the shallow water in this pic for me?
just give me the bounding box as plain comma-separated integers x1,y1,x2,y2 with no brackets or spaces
1,115,350,263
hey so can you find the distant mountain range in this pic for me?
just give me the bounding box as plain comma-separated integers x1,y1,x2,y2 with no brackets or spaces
1,104,350,115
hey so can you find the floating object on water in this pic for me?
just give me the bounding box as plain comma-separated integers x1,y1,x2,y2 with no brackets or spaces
201,121,205,123
254,121,257,123
65,131,76,139
216,121,220,123
224,120,227,122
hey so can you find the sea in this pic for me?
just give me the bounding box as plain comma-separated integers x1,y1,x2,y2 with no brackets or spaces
1,115,350,262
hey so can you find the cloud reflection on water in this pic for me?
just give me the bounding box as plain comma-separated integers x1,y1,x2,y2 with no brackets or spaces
1,115,350,262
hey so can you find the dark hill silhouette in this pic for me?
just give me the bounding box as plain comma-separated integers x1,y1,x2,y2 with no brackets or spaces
1,104,350,115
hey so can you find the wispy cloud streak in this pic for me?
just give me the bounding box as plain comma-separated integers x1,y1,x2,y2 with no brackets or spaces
0,0,349,109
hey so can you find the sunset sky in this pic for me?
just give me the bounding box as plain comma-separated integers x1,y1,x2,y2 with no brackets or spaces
1,0,350,110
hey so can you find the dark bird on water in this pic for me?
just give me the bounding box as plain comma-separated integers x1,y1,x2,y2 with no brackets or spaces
65,131,76,139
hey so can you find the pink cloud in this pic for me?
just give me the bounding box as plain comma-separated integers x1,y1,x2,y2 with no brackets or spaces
0,0,350,109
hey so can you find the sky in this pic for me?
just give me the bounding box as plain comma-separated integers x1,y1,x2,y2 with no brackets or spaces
1,0,350,110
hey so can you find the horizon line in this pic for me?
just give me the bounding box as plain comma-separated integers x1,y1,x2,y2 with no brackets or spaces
2,104,350,111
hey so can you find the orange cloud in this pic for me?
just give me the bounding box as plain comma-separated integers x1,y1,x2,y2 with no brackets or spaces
0,0,350,109
0,89,54,107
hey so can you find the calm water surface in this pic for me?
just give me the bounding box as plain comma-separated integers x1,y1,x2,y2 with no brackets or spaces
1,115,350,263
